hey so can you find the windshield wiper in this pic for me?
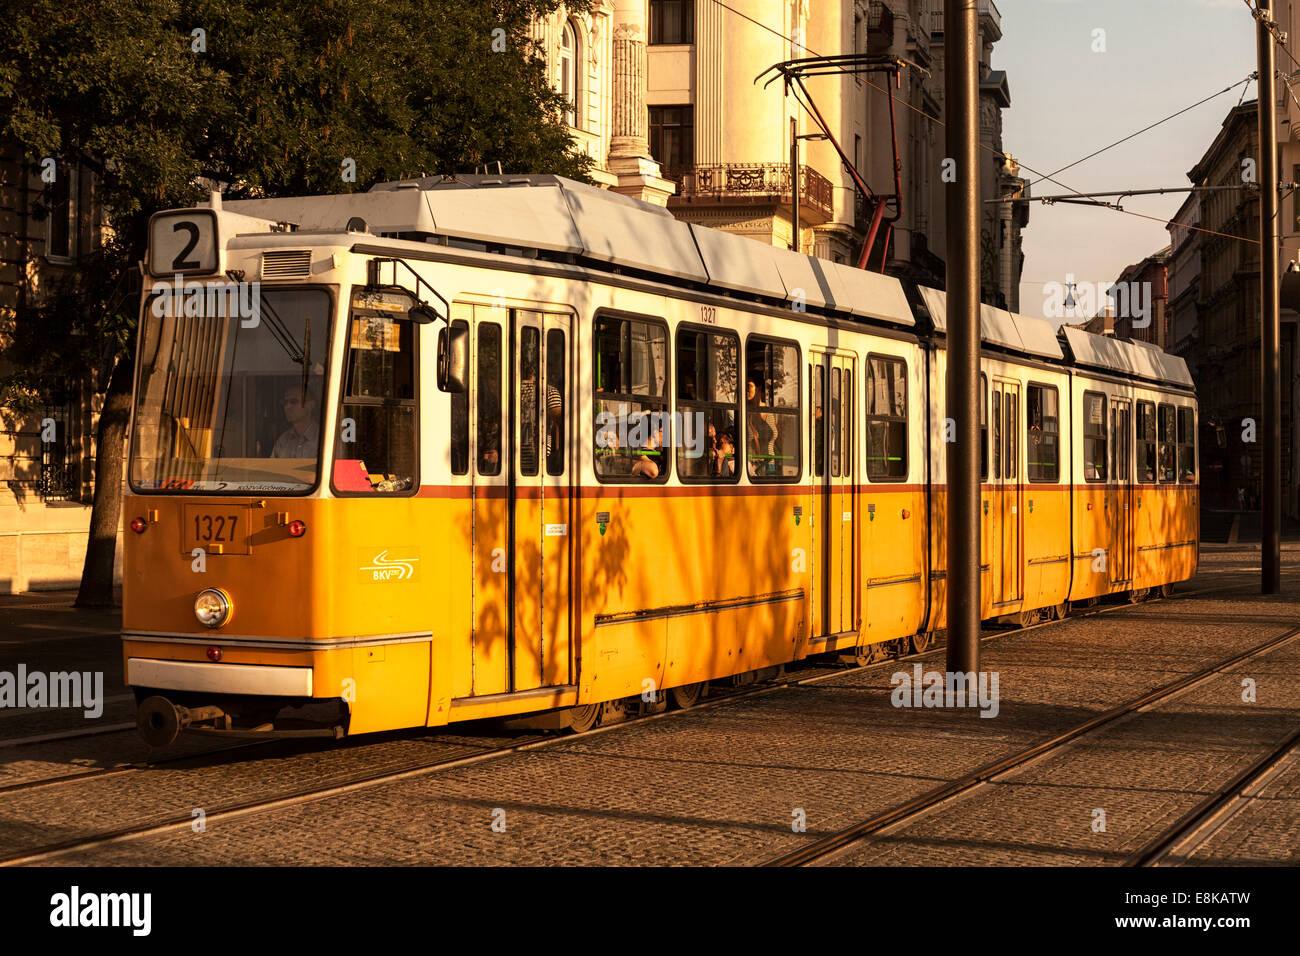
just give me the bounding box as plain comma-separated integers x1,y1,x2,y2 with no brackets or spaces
227,271,304,364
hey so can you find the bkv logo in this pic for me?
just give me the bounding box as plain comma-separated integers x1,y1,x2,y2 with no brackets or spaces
150,273,261,328
358,549,420,582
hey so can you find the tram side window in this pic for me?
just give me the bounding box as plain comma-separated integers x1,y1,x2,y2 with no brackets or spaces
1026,384,1059,482
843,372,853,478
812,364,825,478
1116,405,1131,481
1177,407,1196,483
676,327,740,482
332,294,418,494
449,316,470,476
865,354,907,481
477,323,502,476
745,337,801,481
1158,403,1177,483
1005,389,1017,480
546,328,566,476
1083,391,1107,482
1136,401,1156,483
992,389,1000,479
594,314,670,482
980,374,988,481
830,367,841,477
520,326,541,477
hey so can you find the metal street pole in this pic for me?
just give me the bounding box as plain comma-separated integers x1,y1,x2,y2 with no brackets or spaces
1258,0,1282,594
945,0,981,675
791,115,800,253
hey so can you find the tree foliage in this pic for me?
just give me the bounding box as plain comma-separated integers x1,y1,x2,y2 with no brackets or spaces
2,0,593,384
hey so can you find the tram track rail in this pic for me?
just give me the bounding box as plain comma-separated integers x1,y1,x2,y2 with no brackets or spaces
0,579,1265,864
1124,727,1300,866
762,621,1300,867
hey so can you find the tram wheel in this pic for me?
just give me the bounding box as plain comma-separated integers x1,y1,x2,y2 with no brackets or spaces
565,703,602,734
852,642,879,666
1018,608,1040,628
1128,587,1150,604
1158,583,1174,599
1052,602,1068,621
910,630,934,654
668,681,704,710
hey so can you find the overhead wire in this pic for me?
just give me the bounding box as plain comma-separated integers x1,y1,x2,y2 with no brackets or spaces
710,0,1266,246
1025,74,1257,188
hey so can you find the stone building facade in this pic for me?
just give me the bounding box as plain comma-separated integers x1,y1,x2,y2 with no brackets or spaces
1109,247,1170,349
0,145,113,592
1183,100,1296,515
1166,191,1200,373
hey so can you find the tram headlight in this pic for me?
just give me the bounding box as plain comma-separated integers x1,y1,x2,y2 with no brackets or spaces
194,588,232,629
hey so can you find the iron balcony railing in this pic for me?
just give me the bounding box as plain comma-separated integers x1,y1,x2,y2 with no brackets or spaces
666,163,835,222
927,0,1000,36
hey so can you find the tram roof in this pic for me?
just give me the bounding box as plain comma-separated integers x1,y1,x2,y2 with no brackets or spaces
223,175,915,328
1061,326,1194,388
916,286,1065,361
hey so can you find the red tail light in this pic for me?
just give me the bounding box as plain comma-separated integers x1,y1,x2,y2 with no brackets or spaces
207,646,223,662
288,520,307,538
130,517,147,534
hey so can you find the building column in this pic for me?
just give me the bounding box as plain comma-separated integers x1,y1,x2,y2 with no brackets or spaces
607,0,675,205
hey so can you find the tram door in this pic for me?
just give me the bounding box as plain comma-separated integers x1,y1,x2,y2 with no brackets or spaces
810,351,857,637
470,308,573,697
992,379,1022,605
1110,400,1133,587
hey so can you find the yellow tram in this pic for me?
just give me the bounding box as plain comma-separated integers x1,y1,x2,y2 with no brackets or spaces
124,176,1197,746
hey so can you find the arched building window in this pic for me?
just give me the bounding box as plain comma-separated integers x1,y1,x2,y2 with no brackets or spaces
560,21,579,128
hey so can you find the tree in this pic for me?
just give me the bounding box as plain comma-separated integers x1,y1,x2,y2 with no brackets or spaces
0,0,592,605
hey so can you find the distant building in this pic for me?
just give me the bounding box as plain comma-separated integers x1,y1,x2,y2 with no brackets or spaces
1109,247,1170,349
1166,191,1200,376
1184,99,1295,514
1081,301,1113,337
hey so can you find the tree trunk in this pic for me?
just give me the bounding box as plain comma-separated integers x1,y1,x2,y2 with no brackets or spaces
74,352,134,608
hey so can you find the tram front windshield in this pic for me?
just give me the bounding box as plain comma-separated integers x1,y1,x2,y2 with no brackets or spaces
130,288,331,494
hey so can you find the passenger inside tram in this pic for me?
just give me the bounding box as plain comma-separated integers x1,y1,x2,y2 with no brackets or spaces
595,417,660,480
746,379,778,477
714,430,736,477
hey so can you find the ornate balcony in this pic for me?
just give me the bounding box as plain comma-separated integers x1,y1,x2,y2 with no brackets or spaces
928,0,1001,38
867,2,895,53
665,163,836,224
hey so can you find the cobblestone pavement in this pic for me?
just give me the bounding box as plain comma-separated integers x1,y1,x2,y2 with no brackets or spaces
0,553,1294,866
0,590,125,743
0,551,1284,866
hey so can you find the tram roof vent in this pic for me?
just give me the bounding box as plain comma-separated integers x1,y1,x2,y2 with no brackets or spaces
261,249,313,280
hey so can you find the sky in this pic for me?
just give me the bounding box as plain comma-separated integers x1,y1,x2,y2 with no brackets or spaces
994,0,1259,322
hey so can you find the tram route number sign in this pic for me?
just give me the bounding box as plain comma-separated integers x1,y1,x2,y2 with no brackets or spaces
149,210,220,277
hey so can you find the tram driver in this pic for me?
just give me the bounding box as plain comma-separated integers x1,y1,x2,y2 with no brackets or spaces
272,384,320,458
